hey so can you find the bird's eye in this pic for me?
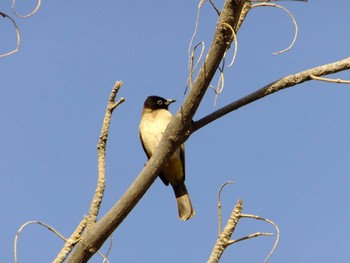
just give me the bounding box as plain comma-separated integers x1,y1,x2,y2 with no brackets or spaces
157,100,163,105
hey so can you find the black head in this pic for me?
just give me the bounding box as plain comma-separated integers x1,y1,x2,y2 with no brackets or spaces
143,96,176,110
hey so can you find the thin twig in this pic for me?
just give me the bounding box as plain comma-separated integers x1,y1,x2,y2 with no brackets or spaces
14,218,108,263
310,74,350,84
222,23,238,67
102,234,113,263
228,231,273,245
251,3,299,55
188,6,202,71
217,181,234,236
186,0,206,95
209,0,221,15
186,41,205,95
209,64,225,106
14,221,67,263
241,214,280,263
0,12,20,58
209,22,238,106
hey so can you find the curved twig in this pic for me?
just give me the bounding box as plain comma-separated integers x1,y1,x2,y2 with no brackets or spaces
12,0,41,18
14,221,66,263
241,214,280,263
251,3,298,55
186,41,205,94
188,6,202,71
222,23,238,67
14,218,109,263
209,68,225,106
0,12,21,58
217,181,234,235
191,42,206,75
209,22,237,105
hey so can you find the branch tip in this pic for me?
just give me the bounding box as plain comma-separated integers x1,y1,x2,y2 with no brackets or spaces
110,97,125,111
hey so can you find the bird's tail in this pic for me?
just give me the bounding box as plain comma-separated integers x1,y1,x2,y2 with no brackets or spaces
172,182,195,220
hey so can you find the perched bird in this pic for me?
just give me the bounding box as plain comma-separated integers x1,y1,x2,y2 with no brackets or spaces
139,96,195,220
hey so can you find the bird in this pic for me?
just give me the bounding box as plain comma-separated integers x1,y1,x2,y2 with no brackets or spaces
139,95,195,220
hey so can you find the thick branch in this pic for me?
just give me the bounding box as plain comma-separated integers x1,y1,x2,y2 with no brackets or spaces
66,1,248,262
193,56,350,132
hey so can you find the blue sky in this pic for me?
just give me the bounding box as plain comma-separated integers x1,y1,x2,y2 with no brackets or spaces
1,1,350,262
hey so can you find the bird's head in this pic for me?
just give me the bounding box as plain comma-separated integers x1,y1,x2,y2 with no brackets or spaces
143,96,176,110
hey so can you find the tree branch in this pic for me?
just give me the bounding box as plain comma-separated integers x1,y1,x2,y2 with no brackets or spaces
66,1,248,262
64,1,350,261
86,81,125,229
192,56,350,132
207,199,243,263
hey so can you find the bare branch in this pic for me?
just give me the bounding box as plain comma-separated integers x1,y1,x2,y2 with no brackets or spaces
53,217,87,263
241,214,280,263
207,199,243,263
86,81,124,229
211,180,278,263
14,221,67,263
193,56,350,132
66,1,249,262
228,231,274,245
310,74,350,84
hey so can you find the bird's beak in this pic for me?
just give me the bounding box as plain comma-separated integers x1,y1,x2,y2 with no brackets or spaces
165,99,176,105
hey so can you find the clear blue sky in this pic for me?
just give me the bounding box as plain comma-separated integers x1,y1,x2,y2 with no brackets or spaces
1,1,349,262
